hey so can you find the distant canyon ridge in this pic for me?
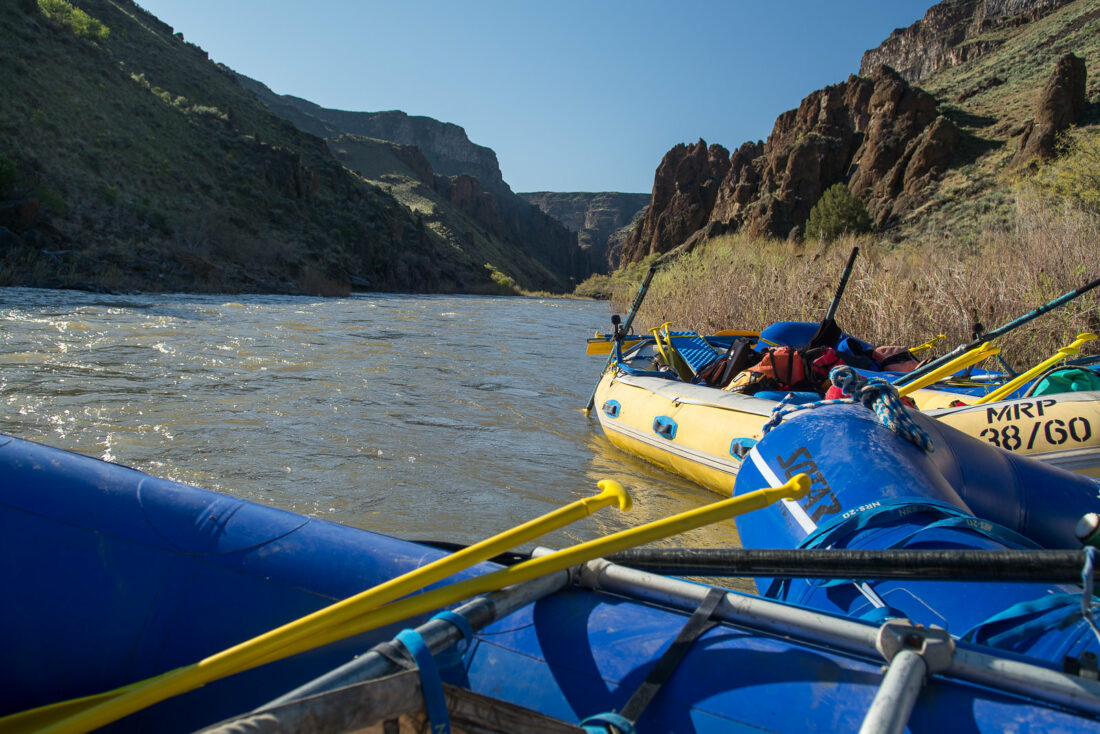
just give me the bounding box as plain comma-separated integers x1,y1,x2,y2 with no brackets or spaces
1,0,1094,295
251,0,1089,274
237,76,649,278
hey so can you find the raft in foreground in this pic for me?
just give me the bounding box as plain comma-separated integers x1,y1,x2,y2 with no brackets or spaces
4,433,1100,732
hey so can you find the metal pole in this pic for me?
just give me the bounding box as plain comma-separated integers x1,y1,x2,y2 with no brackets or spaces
858,650,926,734
256,568,570,709
585,265,658,414
575,556,1100,716
603,547,1089,582
896,274,1100,388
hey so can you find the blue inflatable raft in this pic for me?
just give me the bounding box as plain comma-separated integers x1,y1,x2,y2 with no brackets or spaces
732,389,1100,666
5,431,1100,732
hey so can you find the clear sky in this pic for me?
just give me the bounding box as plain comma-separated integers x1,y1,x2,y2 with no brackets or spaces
135,1,933,194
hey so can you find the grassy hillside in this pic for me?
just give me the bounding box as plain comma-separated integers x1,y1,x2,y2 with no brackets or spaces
242,75,592,292
0,0,544,294
589,0,1100,366
894,0,1100,239
327,134,565,293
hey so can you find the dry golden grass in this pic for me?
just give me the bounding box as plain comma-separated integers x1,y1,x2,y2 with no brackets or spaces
618,198,1099,371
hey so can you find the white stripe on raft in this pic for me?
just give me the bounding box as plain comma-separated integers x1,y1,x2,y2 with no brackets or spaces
747,446,887,609
748,446,817,535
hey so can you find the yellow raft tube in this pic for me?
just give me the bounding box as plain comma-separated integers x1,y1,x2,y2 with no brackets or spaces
593,370,1100,498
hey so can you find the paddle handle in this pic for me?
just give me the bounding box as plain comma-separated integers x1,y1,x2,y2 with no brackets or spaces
584,264,658,414
619,264,658,336
824,246,859,323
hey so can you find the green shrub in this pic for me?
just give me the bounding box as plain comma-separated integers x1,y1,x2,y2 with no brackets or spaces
805,183,872,240
38,0,110,43
35,184,66,212
485,263,519,294
1025,128,1100,215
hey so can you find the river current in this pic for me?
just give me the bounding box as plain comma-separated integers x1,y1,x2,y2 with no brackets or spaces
0,288,739,552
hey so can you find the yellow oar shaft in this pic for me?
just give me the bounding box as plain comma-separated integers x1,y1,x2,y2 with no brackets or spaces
648,324,672,364
975,333,1097,405
897,342,1000,397
655,322,694,380
248,473,811,669
28,483,631,734
910,334,945,355
587,338,644,356
41,475,807,734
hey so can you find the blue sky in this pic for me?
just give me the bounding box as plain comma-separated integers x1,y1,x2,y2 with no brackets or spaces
136,1,933,194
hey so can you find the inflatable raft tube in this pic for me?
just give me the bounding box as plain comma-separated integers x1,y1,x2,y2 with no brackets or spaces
6,432,1100,732
732,403,1100,664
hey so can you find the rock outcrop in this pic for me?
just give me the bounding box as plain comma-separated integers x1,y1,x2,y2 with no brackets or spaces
1012,53,1088,165
847,67,960,228
439,174,504,238
236,75,508,195
859,0,1074,83
619,140,731,264
620,66,960,262
518,192,649,271
238,73,591,287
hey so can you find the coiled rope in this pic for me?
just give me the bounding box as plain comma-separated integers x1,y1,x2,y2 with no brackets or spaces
1082,546,1100,648
761,366,934,453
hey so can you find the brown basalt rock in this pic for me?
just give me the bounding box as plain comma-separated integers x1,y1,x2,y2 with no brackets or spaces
1012,53,1088,166
711,76,876,239
263,147,320,199
860,0,1073,83
863,114,960,228
620,64,961,263
519,192,649,272
442,174,505,238
619,139,730,264
849,67,939,196
388,143,436,188
903,115,961,192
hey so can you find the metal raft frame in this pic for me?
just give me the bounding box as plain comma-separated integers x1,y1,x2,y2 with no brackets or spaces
203,552,1100,734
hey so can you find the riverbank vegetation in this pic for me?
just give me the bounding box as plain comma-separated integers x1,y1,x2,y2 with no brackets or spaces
594,145,1100,370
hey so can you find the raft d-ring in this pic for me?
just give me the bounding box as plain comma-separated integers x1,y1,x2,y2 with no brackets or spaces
730,437,756,459
653,416,677,440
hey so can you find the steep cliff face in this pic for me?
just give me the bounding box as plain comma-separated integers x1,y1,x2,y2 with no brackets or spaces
619,140,732,264
859,0,1073,82
1012,52,1089,164
0,0,478,295
238,74,591,287
620,65,961,262
518,192,649,271
325,135,577,293
235,76,507,194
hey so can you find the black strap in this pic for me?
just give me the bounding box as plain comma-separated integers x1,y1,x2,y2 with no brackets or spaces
807,317,842,350
717,338,753,387
616,587,726,725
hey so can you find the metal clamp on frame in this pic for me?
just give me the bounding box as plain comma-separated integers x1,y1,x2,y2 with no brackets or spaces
859,619,955,734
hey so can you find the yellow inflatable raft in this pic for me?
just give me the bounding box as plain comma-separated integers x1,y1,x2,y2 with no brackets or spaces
593,370,1100,498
